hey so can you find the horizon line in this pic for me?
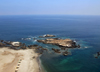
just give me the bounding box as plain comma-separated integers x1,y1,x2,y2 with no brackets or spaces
0,14,100,16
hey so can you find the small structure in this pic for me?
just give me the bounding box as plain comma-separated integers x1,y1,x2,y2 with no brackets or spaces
11,42,20,47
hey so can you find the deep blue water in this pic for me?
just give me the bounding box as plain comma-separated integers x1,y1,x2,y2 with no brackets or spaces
0,15,100,72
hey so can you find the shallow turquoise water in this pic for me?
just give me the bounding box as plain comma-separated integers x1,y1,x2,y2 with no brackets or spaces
0,15,100,72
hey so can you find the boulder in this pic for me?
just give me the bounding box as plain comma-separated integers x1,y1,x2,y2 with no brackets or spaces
52,48,61,53
0,40,4,42
61,47,66,50
63,51,69,56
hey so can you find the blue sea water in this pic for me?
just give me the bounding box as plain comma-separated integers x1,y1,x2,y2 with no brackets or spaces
0,15,100,72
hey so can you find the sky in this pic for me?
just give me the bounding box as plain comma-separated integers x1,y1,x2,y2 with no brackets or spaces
0,0,100,15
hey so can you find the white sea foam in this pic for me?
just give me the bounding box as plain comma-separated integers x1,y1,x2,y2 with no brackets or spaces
46,46,49,47
34,40,37,42
73,40,76,42
21,38,24,40
43,34,46,37
84,46,88,48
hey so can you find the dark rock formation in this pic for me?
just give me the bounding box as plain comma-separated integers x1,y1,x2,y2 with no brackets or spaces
35,48,43,54
37,46,43,48
28,44,39,49
0,42,6,47
97,52,100,56
0,40,4,42
94,52,100,58
39,36,44,38
4,41,12,45
63,51,69,56
61,47,66,50
21,46,26,49
77,44,80,48
28,45,33,48
33,44,38,47
42,48,47,51
52,48,61,53
37,40,44,42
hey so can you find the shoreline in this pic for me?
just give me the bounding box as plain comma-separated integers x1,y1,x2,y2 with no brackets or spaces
38,56,47,72
37,55,43,72
0,47,40,72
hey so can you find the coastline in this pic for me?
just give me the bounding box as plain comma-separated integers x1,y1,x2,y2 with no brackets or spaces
39,57,47,72
0,47,40,72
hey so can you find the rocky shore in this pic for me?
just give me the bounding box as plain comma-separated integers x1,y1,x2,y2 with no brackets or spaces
37,34,80,56
0,34,81,72
0,40,42,72
0,34,80,56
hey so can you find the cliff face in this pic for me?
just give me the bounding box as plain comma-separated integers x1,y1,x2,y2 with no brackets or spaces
37,38,78,48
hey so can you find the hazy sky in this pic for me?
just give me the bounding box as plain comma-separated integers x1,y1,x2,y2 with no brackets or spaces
0,0,100,15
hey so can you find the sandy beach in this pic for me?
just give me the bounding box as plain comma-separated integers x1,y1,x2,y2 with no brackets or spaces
0,47,40,72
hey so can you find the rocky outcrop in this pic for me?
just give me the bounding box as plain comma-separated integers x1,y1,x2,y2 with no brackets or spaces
63,51,69,56
0,42,6,47
42,48,47,51
0,40,4,42
61,47,66,50
77,44,80,48
37,38,78,48
28,44,38,49
39,34,55,38
94,52,100,58
21,46,27,49
52,48,61,53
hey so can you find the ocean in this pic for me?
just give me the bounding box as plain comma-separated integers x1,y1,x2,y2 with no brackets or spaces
0,15,100,72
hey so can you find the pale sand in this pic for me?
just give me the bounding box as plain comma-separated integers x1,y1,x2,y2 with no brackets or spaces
0,47,40,72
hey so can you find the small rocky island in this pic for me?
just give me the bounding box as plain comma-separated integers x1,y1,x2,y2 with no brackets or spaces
37,38,80,48
39,34,55,38
37,34,80,56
